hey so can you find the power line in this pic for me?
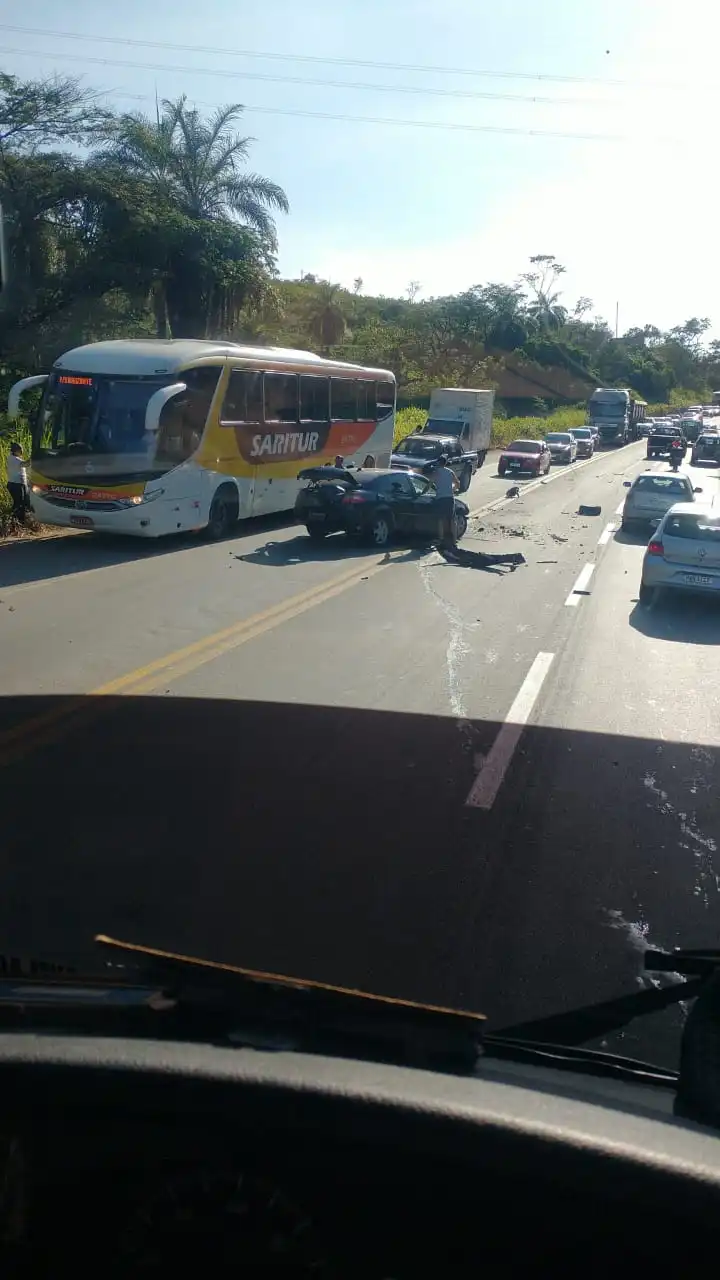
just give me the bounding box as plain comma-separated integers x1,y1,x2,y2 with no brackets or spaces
0,49,627,141
119,94,628,142
0,44,621,109
0,21,652,89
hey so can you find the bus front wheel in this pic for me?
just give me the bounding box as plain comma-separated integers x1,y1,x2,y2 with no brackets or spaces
205,486,239,540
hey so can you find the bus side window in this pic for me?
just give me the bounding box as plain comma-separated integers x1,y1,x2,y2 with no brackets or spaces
300,375,329,422
356,380,377,421
377,381,395,421
221,370,263,424
330,378,357,421
264,373,298,423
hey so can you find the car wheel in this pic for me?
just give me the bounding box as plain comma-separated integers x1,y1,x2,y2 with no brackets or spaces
369,512,393,547
306,526,328,542
639,582,658,608
452,509,468,540
621,519,634,533
205,486,238,540
498,466,506,477
459,464,472,492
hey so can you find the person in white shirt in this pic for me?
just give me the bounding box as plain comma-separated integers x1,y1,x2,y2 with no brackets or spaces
431,454,459,545
6,442,30,524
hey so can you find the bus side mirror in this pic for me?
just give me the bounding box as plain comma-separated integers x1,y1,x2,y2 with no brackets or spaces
7,375,48,418
144,383,187,433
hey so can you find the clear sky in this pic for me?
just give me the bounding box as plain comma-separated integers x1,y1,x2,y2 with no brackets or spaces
2,0,719,334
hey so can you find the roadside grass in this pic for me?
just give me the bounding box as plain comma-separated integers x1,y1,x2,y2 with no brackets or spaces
394,404,586,448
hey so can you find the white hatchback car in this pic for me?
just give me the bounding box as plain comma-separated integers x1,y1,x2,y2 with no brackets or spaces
621,472,702,533
640,495,720,606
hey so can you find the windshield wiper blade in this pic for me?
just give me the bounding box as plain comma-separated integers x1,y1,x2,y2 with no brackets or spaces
482,1033,677,1086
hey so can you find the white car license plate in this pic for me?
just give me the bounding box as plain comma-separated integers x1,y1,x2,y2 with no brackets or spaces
70,515,94,528
682,573,713,586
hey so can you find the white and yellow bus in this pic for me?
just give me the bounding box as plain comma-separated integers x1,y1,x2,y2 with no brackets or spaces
8,339,396,538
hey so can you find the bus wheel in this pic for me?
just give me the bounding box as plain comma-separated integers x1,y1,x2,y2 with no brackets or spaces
205,486,238,540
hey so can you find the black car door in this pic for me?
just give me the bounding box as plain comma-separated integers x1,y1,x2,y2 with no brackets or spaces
407,472,442,537
374,472,418,534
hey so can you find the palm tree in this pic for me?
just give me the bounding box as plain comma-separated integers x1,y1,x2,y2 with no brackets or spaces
95,98,288,338
526,289,568,331
103,96,289,244
307,283,348,353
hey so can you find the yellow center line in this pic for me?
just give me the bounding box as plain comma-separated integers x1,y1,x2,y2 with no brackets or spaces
0,553,388,767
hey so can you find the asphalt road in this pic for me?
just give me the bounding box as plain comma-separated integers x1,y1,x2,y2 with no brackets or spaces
1,442,718,1068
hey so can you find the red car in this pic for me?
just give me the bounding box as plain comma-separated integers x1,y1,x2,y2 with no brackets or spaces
497,439,551,478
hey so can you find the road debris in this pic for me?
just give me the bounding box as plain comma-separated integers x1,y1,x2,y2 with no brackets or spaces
437,545,526,573
578,504,602,516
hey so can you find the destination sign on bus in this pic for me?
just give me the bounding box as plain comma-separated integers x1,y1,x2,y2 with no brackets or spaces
58,375,94,387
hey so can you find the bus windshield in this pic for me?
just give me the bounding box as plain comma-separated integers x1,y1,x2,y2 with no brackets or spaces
33,368,220,480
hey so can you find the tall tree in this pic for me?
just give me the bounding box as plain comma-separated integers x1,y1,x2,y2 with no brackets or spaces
94,97,288,336
520,254,567,330
306,283,349,353
99,97,288,242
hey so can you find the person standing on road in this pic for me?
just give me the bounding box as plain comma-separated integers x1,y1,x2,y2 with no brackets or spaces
432,454,459,545
6,442,31,524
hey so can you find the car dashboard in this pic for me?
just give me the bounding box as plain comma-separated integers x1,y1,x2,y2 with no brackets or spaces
1,1032,720,1275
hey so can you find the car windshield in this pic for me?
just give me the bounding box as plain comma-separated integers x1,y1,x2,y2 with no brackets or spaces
3,12,720,1102
394,438,443,458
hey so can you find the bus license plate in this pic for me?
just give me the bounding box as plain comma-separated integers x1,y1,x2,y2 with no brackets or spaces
70,515,94,528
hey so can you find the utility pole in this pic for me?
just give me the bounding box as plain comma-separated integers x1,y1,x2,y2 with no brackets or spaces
615,301,619,339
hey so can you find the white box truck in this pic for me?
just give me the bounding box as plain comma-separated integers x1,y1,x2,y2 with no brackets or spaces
420,387,494,467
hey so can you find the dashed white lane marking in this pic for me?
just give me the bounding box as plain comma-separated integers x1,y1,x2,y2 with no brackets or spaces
465,651,555,810
615,500,625,515
598,522,617,546
565,562,595,606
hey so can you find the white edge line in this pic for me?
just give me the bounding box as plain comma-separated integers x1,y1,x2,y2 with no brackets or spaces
615,500,625,516
598,523,616,546
565,562,595,607
465,651,555,810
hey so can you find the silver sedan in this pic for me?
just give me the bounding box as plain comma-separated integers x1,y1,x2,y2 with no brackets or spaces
621,472,701,533
640,498,720,606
